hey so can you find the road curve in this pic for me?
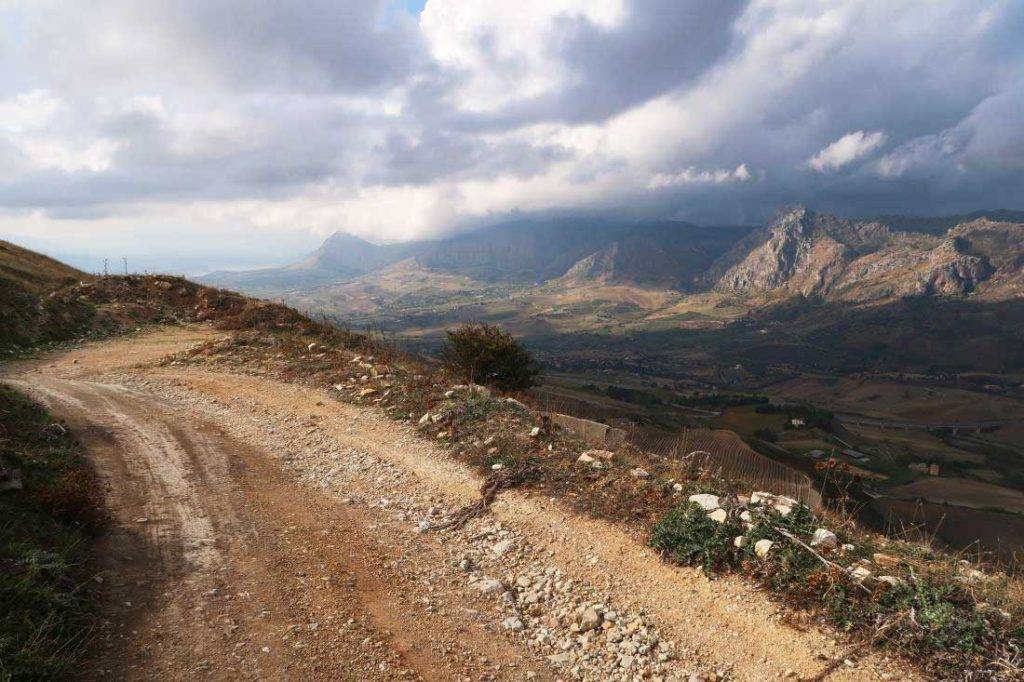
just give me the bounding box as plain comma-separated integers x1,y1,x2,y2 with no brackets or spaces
4,373,544,681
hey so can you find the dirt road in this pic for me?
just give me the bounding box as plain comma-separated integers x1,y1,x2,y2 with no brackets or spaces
2,327,911,681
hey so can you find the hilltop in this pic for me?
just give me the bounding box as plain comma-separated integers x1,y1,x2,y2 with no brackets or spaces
0,243,342,354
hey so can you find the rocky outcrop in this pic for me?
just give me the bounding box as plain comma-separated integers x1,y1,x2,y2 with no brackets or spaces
922,238,993,295
710,208,1018,303
712,207,890,298
558,239,682,288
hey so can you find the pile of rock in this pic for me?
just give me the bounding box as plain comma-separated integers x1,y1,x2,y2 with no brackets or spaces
464,523,682,681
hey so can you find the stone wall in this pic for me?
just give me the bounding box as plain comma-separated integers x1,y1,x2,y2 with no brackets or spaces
547,412,626,449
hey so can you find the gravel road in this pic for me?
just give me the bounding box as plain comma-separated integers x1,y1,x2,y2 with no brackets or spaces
1,327,911,681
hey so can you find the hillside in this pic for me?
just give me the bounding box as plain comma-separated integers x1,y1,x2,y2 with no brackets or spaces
1,239,92,349
0,243,341,353
201,232,416,296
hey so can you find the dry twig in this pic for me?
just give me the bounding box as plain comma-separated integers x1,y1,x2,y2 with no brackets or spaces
430,462,540,531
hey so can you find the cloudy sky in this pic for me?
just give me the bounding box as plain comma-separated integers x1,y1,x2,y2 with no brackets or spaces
1,1,1022,273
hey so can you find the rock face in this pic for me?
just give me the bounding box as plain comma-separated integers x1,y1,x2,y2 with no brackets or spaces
714,208,874,298
709,207,1018,303
711,207,888,296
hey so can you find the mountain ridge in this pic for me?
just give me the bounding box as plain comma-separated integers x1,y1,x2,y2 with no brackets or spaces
200,207,1024,312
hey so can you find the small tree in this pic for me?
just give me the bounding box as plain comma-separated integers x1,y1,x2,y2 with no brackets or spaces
441,323,539,392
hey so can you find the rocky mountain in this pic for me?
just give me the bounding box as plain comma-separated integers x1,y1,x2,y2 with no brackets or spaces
202,208,1024,313
872,209,1024,235
710,207,1023,303
203,217,754,292
557,222,753,289
415,217,645,283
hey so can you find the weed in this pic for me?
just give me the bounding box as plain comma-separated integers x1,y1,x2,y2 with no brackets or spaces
650,493,1023,678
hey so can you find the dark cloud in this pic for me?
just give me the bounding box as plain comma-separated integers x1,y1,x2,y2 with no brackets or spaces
1,0,1023,256
369,130,570,185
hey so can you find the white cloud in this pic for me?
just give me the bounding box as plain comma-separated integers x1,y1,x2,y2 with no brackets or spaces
0,90,64,133
807,130,887,172
419,0,625,112
0,90,122,172
647,164,752,189
0,1,1022,267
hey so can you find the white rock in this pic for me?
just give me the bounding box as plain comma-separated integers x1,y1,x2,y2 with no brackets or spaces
418,413,432,425
529,426,542,437
688,494,720,511
631,467,650,479
849,566,872,582
581,449,615,461
547,653,572,666
877,575,905,588
502,617,525,632
739,510,753,523
754,539,774,558
477,578,504,594
492,540,515,557
733,535,748,549
810,528,838,550
577,453,595,465
708,508,729,523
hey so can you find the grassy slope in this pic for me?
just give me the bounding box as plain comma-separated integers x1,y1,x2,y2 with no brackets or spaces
0,385,104,680
0,241,93,350
0,240,86,295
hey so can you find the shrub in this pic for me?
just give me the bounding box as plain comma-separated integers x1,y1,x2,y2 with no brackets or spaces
441,324,539,392
650,495,1023,679
650,503,742,574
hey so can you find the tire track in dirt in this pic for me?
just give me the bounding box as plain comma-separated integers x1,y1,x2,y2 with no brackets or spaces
133,367,913,682
3,368,552,681
1,328,913,681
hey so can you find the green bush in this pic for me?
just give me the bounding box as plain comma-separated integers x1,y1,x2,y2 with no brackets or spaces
650,495,1021,678
650,503,742,574
441,324,540,392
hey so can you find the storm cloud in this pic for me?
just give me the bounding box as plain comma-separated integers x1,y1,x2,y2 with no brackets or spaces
1,0,1022,267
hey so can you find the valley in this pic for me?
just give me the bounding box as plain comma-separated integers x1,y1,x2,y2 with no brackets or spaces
202,207,1024,561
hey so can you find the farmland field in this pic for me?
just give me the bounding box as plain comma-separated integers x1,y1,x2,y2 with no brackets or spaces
871,498,1024,564
890,477,1024,514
